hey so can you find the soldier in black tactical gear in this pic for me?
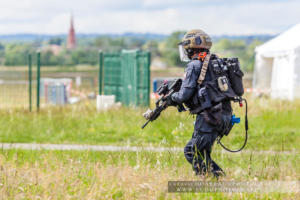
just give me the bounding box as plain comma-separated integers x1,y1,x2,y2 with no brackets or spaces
170,29,233,177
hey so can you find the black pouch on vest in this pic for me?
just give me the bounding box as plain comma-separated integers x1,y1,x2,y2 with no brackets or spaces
203,103,223,126
219,114,233,136
189,86,212,114
198,87,212,109
226,58,244,96
205,81,227,104
205,79,237,104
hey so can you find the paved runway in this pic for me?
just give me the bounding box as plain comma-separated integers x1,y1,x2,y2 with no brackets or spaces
0,143,297,155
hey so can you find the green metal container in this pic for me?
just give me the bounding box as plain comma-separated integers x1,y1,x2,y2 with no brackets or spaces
102,50,150,107
136,51,150,106
103,53,123,102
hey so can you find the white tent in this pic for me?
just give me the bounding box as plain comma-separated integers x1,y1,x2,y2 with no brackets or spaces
253,23,300,100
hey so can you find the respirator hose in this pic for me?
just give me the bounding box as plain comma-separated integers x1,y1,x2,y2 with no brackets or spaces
217,98,248,153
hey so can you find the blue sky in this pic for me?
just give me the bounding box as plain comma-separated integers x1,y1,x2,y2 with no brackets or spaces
0,0,299,35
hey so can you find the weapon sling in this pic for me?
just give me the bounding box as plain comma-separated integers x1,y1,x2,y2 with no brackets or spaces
197,53,211,84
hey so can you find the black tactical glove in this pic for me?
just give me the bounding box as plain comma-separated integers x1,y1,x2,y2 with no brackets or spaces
164,94,177,107
177,103,186,112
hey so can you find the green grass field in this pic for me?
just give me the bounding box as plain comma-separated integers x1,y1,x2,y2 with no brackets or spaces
0,95,299,150
0,95,299,199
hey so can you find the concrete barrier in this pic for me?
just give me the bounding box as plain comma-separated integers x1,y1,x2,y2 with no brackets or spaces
96,95,116,111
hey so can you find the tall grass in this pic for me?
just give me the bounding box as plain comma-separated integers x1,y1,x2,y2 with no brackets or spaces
0,149,298,199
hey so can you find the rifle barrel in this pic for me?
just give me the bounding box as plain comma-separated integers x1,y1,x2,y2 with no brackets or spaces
141,120,150,129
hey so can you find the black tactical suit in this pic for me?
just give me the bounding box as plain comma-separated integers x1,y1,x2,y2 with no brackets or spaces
171,56,232,176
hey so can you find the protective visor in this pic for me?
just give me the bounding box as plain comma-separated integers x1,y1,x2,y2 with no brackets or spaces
178,44,191,62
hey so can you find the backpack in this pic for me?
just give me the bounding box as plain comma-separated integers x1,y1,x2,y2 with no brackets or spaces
189,53,244,114
206,54,244,102
222,57,244,96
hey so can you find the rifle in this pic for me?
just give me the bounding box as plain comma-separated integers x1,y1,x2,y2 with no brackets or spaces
141,78,185,129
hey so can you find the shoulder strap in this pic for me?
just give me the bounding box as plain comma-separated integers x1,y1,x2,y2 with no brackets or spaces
197,53,211,85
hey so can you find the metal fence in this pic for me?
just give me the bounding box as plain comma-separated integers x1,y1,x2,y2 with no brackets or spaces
0,52,36,110
37,52,98,109
0,50,151,110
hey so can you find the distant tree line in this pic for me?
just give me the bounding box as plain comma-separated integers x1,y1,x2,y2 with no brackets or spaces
156,31,263,71
0,32,263,72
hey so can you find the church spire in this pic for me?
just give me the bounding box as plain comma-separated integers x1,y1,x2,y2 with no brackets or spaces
67,15,76,49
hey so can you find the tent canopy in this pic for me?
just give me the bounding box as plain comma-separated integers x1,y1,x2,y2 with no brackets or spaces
253,23,300,100
255,23,300,57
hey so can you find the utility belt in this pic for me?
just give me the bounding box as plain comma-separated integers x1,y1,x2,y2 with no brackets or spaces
189,81,236,114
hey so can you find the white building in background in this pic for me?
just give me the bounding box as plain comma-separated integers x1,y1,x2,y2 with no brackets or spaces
253,23,300,100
